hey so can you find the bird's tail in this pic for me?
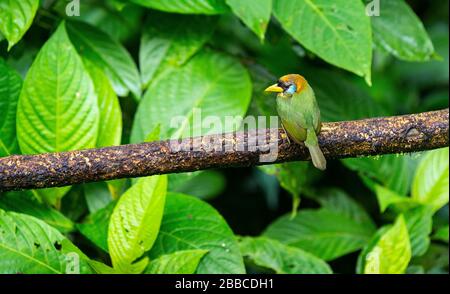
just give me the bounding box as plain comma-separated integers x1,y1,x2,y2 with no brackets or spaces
305,129,326,171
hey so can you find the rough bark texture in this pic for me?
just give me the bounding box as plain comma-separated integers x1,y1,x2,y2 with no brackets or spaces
1,109,448,192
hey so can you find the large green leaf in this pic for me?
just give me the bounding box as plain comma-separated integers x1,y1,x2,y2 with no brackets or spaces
0,0,39,50
108,175,167,273
60,186,88,222
0,210,90,273
432,226,449,243
144,250,208,274
53,0,144,43
264,208,375,261
130,0,229,14
16,22,99,154
87,259,118,274
66,21,141,98
412,243,449,274
84,62,122,148
361,215,411,274
374,184,416,213
246,64,277,119
404,206,433,257
239,236,332,274
83,182,113,214
368,0,435,61
372,186,432,257
309,188,376,231
392,25,449,89
412,148,449,212
0,59,22,157
306,68,385,122
343,154,421,196
171,170,226,200
16,22,99,204
225,0,271,41
273,0,372,83
148,193,245,274
140,12,217,89
259,162,318,213
131,49,252,143
0,191,74,233
77,201,116,253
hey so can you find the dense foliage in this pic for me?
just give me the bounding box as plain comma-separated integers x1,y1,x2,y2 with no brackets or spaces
0,0,448,274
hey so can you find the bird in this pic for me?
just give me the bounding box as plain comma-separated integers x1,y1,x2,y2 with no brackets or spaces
265,74,326,170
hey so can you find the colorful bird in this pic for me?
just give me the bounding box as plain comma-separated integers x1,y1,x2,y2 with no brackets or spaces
265,74,326,170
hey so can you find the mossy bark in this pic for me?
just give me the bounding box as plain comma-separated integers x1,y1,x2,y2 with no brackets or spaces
1,109,448,192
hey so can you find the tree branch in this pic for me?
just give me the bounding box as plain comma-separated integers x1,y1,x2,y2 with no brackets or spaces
1,109,448,192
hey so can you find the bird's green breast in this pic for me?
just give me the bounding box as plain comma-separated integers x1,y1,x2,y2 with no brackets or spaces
276,84,321,142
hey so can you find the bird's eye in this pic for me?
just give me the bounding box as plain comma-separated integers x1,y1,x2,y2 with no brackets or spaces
286,84,297,94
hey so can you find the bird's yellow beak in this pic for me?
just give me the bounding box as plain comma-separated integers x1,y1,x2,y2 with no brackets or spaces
264,84,283,93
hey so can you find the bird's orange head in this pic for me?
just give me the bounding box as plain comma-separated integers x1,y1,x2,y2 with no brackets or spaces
264,74,308,95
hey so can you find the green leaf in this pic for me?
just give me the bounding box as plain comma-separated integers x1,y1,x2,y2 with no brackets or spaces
374,184,416,213
406,265,425,274
54,0,144,43
404,206,433,257
264,208,375,261
84,62,122,148
171,170,226,200
16,22,99,204
411,244,449,274
343,154,421,196
259,162,319,214
60,186,88,222
432,226,449,243
148,193,245,274
16,22,99,154
0,0,39,50
225,0,271,41
58,239,97,274
83,182,113,213
131,49,252,143
0,191,74,233
309,188,376,231
140,12,217,89
356,225,389,274
108,175,168,273
130,0,229,14
273,0,372,83
411,244,448,273
144,250,208,274
77,201,116,253
412,148,449,212
0,210,80,273
66,21,141,98
392,25,449,88
239,236,332,274
362,215,411,274
87,259,118,274
306,68,385,122
368,0,435,61
0,59,22,157
246,64,277,119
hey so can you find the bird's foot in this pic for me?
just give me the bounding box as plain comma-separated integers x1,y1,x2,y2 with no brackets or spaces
281,125,291,145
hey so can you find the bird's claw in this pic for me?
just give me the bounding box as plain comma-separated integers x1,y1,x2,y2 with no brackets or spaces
281,124,291,145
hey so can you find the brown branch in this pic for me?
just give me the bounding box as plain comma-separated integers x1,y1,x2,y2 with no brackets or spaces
1,109,448,192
